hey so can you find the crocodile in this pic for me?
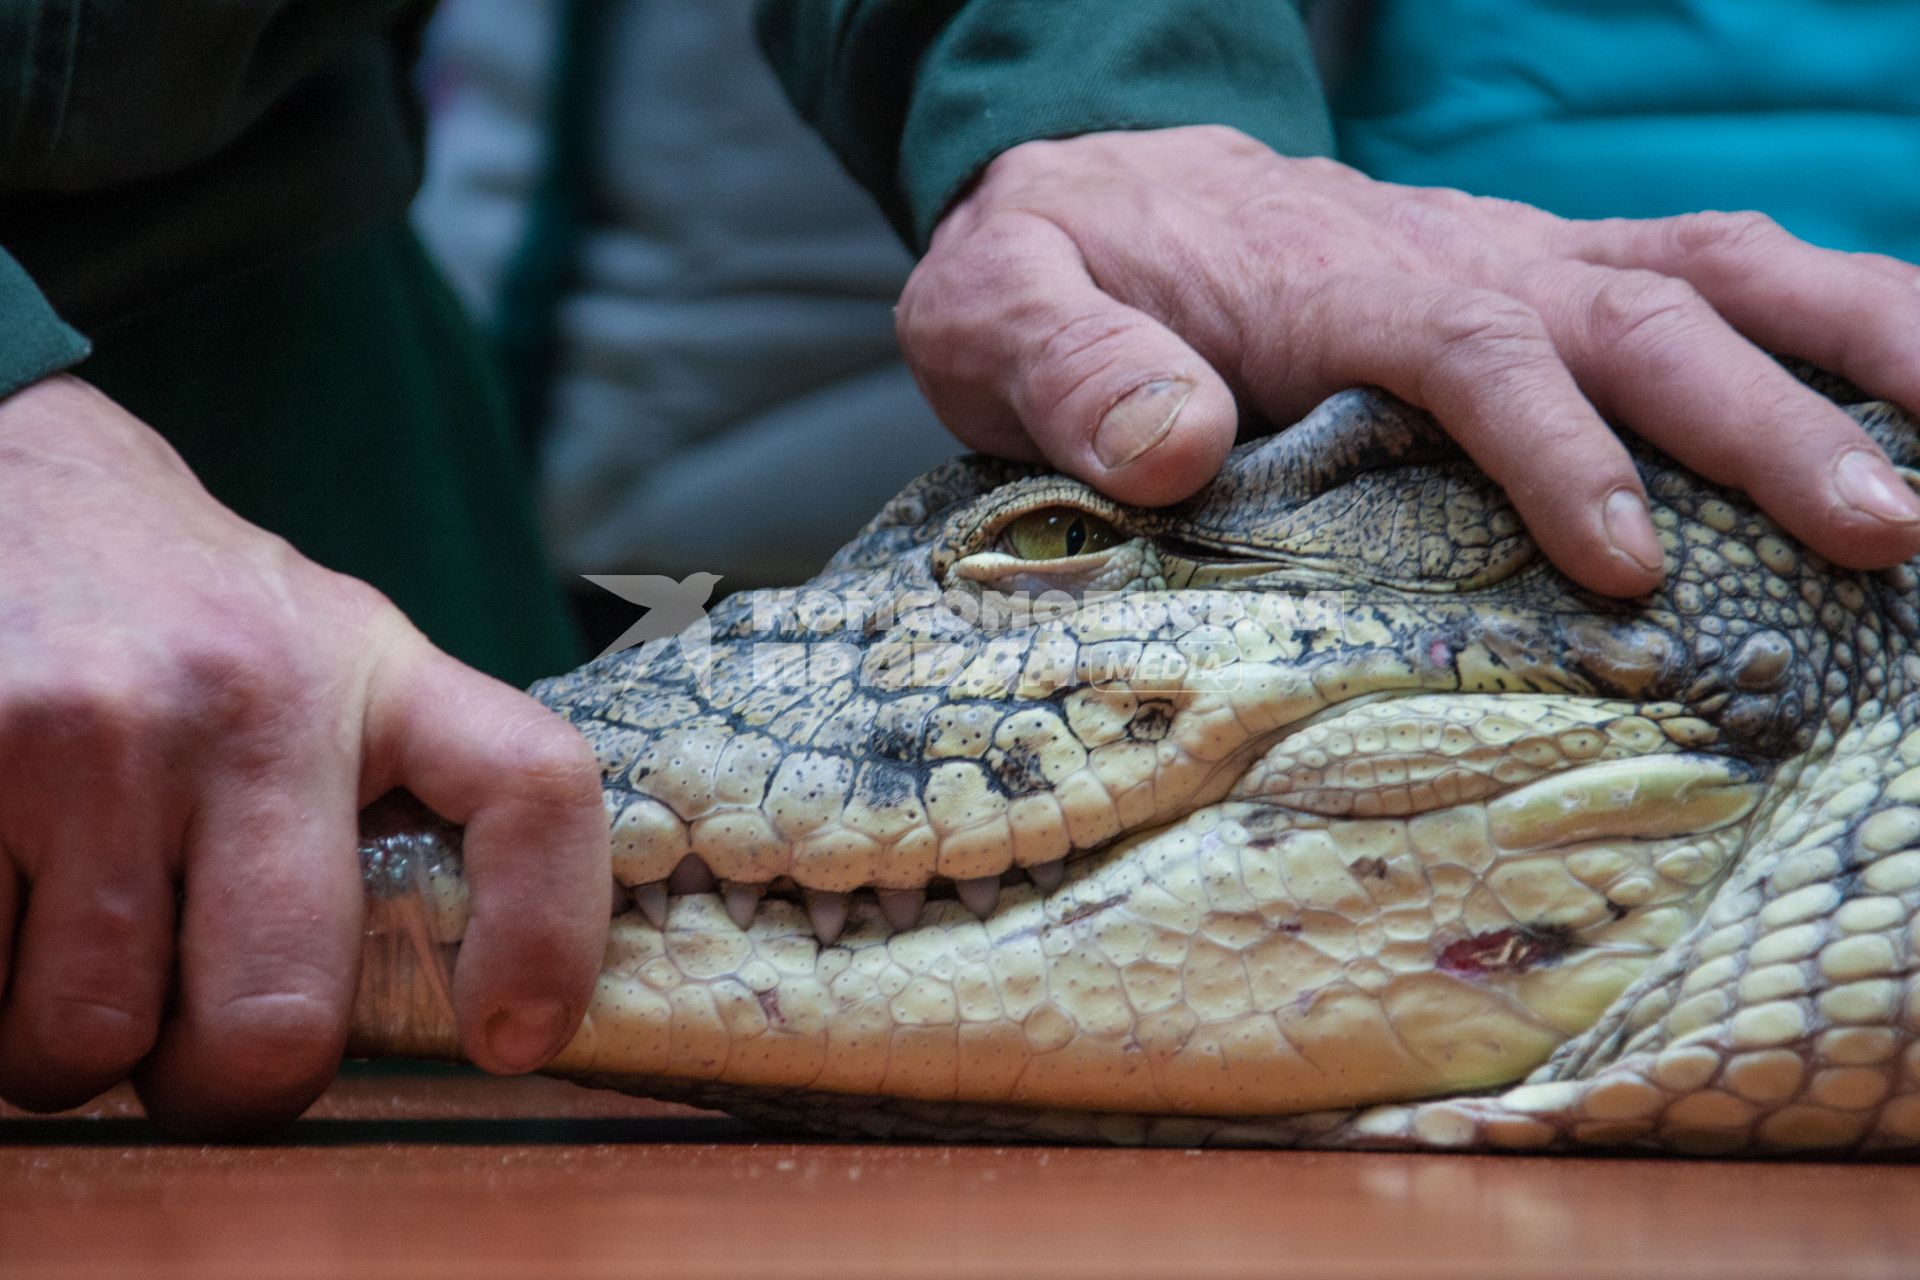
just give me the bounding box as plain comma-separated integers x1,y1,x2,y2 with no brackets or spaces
349,373,1920,1154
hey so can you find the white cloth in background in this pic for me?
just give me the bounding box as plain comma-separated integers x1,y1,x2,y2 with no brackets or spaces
414,0,957,587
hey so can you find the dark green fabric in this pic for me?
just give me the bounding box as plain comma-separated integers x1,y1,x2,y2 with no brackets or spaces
0,3,426,332
0,246,87,395
755,0,1333,249
490,0,607,448
0,0,1335,681
0,2,573,684
80,221,581,687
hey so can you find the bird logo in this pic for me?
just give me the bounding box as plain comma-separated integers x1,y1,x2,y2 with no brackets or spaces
581,573,724,692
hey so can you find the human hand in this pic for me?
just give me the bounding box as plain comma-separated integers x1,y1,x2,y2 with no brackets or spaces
902,125,1920,595
0,377,609,1132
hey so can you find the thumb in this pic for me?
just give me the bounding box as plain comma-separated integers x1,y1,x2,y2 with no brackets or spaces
899,211,1238,506
361,626,611,1076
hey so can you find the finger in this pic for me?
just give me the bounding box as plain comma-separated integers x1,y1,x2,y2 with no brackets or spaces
1845,250,1920,292
0,720,178,1112
0,860,15,998
133,748,363,1135
1557,211,1920,414
1513,258,1920,568
899,210,1239,505
0,831,174,1111
1278,272,1665,597
363,633,608,1077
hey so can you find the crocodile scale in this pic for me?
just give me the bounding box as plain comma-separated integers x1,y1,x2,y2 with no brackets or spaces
349,375,1920,1154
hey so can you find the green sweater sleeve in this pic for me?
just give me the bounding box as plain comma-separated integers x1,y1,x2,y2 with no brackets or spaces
0,247,88,398
0,1,424,354
755,0,1333,248
0,0,419,192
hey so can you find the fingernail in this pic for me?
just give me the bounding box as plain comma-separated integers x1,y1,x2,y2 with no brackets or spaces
1094,378,1192,469
483,999,570,1073
1834,448,1920,524
1603,488,1665,575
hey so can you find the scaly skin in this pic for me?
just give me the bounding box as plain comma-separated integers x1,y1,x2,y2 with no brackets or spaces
349,377,1920,1154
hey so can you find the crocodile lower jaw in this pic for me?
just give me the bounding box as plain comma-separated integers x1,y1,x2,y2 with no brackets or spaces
611,691,1757,947
355,692,1772,1115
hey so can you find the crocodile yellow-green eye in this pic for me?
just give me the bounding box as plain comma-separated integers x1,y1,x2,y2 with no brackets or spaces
1000,508,1124,560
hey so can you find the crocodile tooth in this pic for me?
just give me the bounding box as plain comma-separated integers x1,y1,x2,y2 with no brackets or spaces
1026,859,1066,892
876,888,925,932
805,890,849,945
955,875,1000,918
632,882,668,930
667,854,717,894
722,882,764,930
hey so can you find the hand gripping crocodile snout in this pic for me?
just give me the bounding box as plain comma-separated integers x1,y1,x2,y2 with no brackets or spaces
349,369,1920,1154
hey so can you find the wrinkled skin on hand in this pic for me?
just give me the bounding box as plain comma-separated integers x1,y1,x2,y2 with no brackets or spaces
0,376,609,1134
902,125,1920,596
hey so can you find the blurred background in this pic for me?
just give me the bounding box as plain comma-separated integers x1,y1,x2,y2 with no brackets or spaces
412,0,959,651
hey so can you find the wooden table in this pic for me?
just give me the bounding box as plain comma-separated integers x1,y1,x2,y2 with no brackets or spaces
3,1066,1915,1279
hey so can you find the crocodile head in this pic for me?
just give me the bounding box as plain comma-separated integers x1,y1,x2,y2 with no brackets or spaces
351,377,1920,1154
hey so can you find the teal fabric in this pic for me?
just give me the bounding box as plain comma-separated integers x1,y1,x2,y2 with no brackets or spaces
0,247,87,396
1332,0,1920,258
756,0,1333,248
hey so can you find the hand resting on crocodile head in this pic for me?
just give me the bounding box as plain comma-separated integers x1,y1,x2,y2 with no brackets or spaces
350,370,1920,1154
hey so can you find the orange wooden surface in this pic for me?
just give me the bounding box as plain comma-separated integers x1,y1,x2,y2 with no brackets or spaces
4,1070,1917,1279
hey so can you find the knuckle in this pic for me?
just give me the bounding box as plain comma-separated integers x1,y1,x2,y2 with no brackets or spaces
314,570,397,630
1410,185,1478,216
1190,122,1255,150
895,221,1039,371
173,554,386,720
500,717,603,808
489,896,592,974
1585,269,1708,351
4,896,164,1092
894,269,974,375
1031,308,1140,376
170,654,328,762
1288,152,1350,180
1849,249,1920,291
173,618,299,708
894,265,934,349
1427,292,1545,348
1665,209,1788,267
1377,187,1481,252
177,586,376,733
1022,311,1155,429
1424,292,1553,383
6,656,179,750
939,210,1046,278
977,134,1059,183
27,992,159,1080
1529,420,1626,477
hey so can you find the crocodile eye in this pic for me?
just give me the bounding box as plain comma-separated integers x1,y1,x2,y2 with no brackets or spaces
999,508,1123,560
